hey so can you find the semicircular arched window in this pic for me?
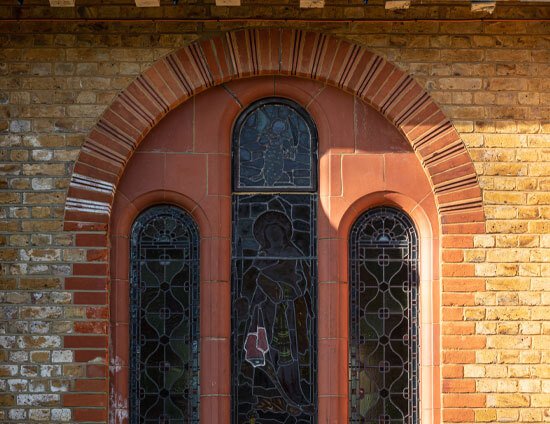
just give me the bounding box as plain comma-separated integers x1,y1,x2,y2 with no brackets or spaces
231,98,318,423
349,207,419,423
130,205,200,424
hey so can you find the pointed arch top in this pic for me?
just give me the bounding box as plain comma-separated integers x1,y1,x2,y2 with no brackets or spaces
64,28,484,234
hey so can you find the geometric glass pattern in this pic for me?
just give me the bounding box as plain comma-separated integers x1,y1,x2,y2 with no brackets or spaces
232,98,318,192
130,205,200,424
232,98,318,423
349,207,418,423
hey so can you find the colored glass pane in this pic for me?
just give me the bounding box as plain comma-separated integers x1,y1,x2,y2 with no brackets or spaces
232,99,318,423
349,207,418,423
130,206,200,424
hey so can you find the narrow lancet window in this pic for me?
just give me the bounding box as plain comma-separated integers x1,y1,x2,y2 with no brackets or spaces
231,98,318,423
349,207,419,423
130,205,200,424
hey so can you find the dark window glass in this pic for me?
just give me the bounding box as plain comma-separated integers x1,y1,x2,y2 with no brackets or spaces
232,99,318,423
349,207,418,424
233,98,318,192
130,205,200,424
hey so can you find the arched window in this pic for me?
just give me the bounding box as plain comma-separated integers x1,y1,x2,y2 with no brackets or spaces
130,205,200,423
349,207,419,423
231,98,318,422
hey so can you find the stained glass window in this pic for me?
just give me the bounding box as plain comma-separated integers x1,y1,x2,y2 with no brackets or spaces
233,98,318,192
130,205,200,424
232,99,318,423
349,207,419,423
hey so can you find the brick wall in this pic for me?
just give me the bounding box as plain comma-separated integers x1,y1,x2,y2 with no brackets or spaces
0,1,549,422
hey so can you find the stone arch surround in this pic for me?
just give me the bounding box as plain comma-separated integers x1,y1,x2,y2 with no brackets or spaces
61,28,486,424
64,28,484,229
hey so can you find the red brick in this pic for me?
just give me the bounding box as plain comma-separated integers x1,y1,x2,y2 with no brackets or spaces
87,364,107,378
65,336,108,349
74,379,108,393
86,306,108,319
73,407,108,422
74,321,108,334
442,322,475,335
73,263,108,277
443,408,475,422
65,277,107,291
442,235,474,248
443,393,486,408
63,393,107,407
443,278,485,292
443,350,476,364
442,365,464,379
74,349,107,363
443,379,476,393
442,249,464,263
442,264,475,277
443,335,486,350
74,292,107,305
442,293,476,306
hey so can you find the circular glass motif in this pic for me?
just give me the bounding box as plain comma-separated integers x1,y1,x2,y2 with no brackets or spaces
234,99,317,191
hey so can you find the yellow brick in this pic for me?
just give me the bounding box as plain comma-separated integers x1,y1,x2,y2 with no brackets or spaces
487,335,531,349
475,408,497,422
484,133,527,147
476,263,497,277
464,249,486,262
532,335,550,349
464,364,486,377
485,206,517,219
518,379,541,393
484,191,526,205
476,322,497,335
496,264,519,276
496,409,519,422
496,322,519,335
487,249,530,262
519,263,541,276
531,394,550,407
487,393,529,407
486,307,530,320
519,322,541,335
498,350,520,363
486,278,530,291
519,408,542,422
474,235,495,248
485,364,509,378
519,351,541,365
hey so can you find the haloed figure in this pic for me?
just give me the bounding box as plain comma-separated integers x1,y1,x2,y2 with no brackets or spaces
242,211,314,421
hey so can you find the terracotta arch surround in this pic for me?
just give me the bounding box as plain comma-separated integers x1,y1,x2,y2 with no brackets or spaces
65,28,483,225
62,29,485,424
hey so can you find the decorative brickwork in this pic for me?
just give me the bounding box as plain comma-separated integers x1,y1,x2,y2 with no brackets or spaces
64,29,483,233
1,6,549,424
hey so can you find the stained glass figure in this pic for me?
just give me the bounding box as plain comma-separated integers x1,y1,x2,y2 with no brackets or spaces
130,205,200,424
233,98,318,192
349,207,419,424
232,194,317,423
232,98,318,423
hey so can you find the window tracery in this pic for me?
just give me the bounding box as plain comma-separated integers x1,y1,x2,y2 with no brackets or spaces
130,205,200,424
349,207,419,423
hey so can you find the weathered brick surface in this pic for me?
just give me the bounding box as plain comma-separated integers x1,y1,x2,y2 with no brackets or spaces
0,0,549,422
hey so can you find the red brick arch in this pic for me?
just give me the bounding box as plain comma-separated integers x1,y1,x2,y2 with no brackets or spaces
64,28,483,233
61,28,485,423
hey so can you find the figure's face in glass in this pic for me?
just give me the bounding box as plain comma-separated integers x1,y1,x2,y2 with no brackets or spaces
265,224,286,249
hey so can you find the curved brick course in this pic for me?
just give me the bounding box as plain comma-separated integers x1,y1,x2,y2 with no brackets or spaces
64,28,484,234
